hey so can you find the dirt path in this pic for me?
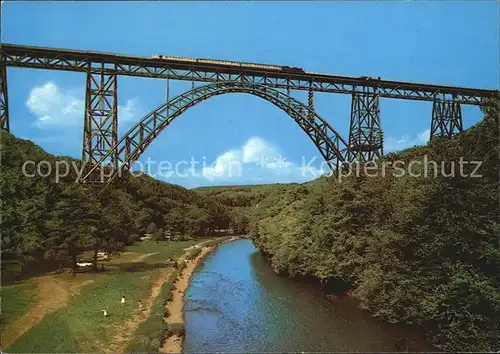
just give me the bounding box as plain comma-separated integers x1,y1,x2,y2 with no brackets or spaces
167,247,213,323
1,251,157,350
107,244,211,353
164,334,182,352
161,237,239,353
1,275,93,349
182,239,213,251
135,252,159,262
160,246,216,353
106,267,173,353
114,252,159,264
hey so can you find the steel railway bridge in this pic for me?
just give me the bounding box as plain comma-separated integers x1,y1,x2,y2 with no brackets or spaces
0,43,497,184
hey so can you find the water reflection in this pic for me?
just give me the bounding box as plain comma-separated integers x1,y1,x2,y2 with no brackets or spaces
184,240,433,352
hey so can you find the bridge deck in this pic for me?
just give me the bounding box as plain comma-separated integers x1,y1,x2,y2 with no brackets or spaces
1,43,498,104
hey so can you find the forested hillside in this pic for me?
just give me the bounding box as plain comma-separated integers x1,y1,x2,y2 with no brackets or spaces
250,104,500,351
195,184,286,234
2,103,498,350
0,132,232,280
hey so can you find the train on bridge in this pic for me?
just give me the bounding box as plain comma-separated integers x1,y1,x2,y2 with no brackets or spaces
152,54,305,74
152,53,381,81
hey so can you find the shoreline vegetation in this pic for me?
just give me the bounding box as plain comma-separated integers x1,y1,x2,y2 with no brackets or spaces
2,101,498,352
250,104,500,352
160,236,239,353
1,128,250,351
1,129,245,285
2,239,214,352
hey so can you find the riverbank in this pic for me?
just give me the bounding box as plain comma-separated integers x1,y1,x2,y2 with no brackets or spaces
2,240,206,352
183,239,436,352
161,237,239,353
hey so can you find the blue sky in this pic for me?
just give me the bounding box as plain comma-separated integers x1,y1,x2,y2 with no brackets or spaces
2,1,498,188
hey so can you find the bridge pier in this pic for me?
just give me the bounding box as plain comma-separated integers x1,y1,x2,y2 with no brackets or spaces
82,66,118,174
348,89,383,161
430,96,463,139
0,63,9,132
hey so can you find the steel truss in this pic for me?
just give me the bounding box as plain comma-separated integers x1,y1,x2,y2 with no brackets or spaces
82,66,118,169
348,89,383,161
0,63,8,131
82,82,355,185
308,87,314,121
1,43,498,173
430,97,463,139
1,43,496,105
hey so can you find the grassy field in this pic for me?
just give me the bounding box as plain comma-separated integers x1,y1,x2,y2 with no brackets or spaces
1,282,38,327
2,239,209,352
125,274,177,352
126,237,230,353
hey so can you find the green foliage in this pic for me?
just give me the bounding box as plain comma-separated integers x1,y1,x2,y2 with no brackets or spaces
195,184,284,235
0,132,233,280
250,105,500,352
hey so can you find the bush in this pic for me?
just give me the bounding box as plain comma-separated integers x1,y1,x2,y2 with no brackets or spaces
125,277,177,352
166,323,185,337
185,248,202,261
151,229,165,241
249,106,500,351
146,222,158,234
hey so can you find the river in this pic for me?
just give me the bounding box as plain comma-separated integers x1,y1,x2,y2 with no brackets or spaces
184,239,433,352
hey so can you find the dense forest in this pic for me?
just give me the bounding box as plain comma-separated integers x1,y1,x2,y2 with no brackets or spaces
194,184,286,234
2,102,498,351
0,132,234,279
250,103,500,351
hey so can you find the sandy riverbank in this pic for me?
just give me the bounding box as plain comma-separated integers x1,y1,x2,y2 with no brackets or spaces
160,237,239,353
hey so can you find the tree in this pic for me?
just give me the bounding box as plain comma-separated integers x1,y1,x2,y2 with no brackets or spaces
89,191,131,270
146,222,158,235
45,185,99,270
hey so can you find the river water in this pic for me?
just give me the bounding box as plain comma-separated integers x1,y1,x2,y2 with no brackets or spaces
184,239,433,352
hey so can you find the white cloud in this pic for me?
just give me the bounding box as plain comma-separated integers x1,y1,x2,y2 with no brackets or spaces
119,97,142,124
27,82,84,128
417,129,430,143
203,150,243,180
385,129,430,153
242,136,279,163
27,82,142,128
201,137,326,183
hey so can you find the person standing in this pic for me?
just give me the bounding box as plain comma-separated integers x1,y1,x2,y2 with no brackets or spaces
121,296,125,305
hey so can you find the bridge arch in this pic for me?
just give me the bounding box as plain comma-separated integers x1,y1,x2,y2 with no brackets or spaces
82,82,354,185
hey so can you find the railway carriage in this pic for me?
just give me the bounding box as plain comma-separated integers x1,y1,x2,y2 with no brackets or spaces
152,54,304,73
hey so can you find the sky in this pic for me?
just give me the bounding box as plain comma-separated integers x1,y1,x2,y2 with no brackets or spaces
1,1,498,188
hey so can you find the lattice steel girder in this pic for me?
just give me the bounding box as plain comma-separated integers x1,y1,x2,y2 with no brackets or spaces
308,87,314,121
82,67,118,168
348,89,384,161
81,82,355,185
1,43,497,105
430,97,463,139
0,63,9,131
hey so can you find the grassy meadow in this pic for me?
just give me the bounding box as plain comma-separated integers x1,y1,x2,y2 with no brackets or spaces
1,282,38,327
1,239,209,352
